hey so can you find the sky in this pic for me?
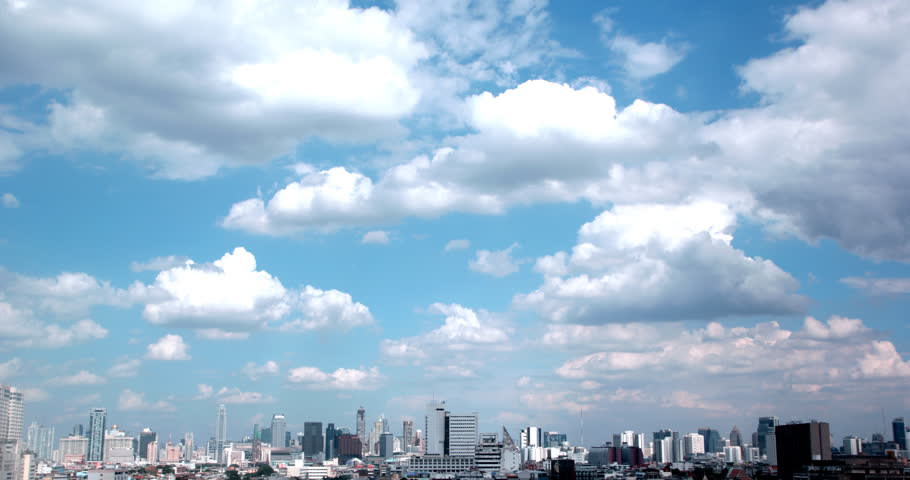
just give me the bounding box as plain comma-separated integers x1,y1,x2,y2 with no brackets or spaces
1,0,909,447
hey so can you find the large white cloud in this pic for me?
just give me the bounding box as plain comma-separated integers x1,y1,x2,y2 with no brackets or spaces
287,366,383,390
145,334,191,361
515,201,808,323
225,0,910,263
0,0,427,178
0,302,108,350
278,286,374,332
0,268,138,317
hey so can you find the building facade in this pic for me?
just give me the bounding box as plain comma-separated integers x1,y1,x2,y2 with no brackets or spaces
87,408,107,462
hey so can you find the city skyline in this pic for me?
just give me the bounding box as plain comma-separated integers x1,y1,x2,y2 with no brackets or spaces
1,0,910,457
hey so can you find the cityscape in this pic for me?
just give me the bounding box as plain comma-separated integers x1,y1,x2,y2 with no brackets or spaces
2,385,910,480
1,0,910,479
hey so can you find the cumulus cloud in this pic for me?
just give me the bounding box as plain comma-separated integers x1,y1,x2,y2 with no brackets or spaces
194,384,214,400
130,255,190,272
0,302,108,349
1,193,18,208
146,334,191,360
215,386,275,404
841,277,910,295
444,239,471,251
361,230,391,245
49,370,106,386
20,388,49,403
0,358,22,380
0,268,139,317
118,389,175,411
594,10,688,80
196,329,251,340
278,286,374,332
469,243,522,277
0,0,428,178
241,361,280,381
287,366,383,390
515,202,808,323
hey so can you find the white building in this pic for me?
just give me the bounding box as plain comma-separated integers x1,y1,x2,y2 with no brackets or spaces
0,386,23,443
447,413,478,457
653,438,673,464
744,447,761,463
843,436,862,455
683,434,705,458
86,470,130,480
520,427,541,448
766,433,777,465
18,452,35,480
425,402,447,455
723,446,742,464
407,455,475,475
59,436,88,464
0,441,17,480
103,428,134,464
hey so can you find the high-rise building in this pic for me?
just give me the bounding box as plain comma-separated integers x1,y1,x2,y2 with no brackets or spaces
368,418,383,456
447,413,479,457
379,432,394,458
26,423,54,461
184,432,194,461
0,385,23,443
303,422,324,458
325,423,337,460
724,446,743,464
138,428,157,461
103,426,134,464
337,434,363,462
72,425,84,437
520,427,542,448
253,424,260,441
892,418,906,451
729,426,743,448
87,408,106,462
843,436,862,455
545,432,568,447
653,430,678,463
215,404,228,463
403,420,414,448
757,417,779,455
269,414,285,448
425,402,447,455
59,435,88,464
698,428,720,453
776,421,832,480
356,407,366,446
683,433,705,458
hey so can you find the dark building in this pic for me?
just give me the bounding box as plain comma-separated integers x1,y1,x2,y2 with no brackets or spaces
893,418,907,451
730,426,744,448
379,432,394,458
550,459,575,480
303,422,324,458
261,427,271,445
138,429,157,461
338,434,363,462
699,428,721,453
285,430,292,449
796,456,910,480
776,421,832,480
72,425,84,437
758,417,779,455
325,423,337,460
545,432,568,447
588,445,611,466
253,424,260,441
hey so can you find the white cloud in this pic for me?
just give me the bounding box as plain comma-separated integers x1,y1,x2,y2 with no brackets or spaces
803,316,869,340
141,247,288,330
469,243,522,277
444,239,471,251
107,358,141,378
215,386,275,404
841,277,910,295
287,366,383,390
516,202,808,323
278,286,374,332
361,230,391,245
854,341,910,378
0,0,428,178
1,193,18,208
145,334,191,361
196,329,251,340
604,34,687,80
20,388,49,403
241,361,280,381
118,389,175,411
661,390,735,415
0,302,108,349
130,255,190,272
194,384,214,400
0,358,22,380
0,268,138,317
49,370,106,386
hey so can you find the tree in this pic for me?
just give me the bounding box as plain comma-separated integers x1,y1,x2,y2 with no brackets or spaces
226,470,242,480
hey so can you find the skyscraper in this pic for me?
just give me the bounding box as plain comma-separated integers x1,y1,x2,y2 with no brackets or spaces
87,408,106,462
253,424,260,442
0,385,23,442
775,421,831,480
425,401,447,455
325,423,337,460
892,417,906,451
403,420,414,448
842,436,862,455
698,428,720,453
379,432,394,458
356,407,366,442
520,427,542,448
138,428,157,461
270,414,286,448
757,417,779,455
25,423,54,461
303,422,324,458
729,426,743,448
184,432,194,461
215,404,227,463
447,412,479,457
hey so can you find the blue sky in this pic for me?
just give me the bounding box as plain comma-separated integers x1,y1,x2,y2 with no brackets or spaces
1,0,909,447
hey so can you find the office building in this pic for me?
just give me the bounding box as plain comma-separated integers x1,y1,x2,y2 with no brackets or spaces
730,426,743,448
253,424,260,442
653,430,677,463
757,417,779,455
425,401,447,455
776,421,832,480
520,427,542,448
26,423,54,461
683,433,705,458
0,440,17,480
87,408,107,462
842,436,862,455
103,427,134,464
545,432,567,448
147,440,158,463
893,418,906,451
403,420,414,448
447,413,479,457
73,425,84,437
184,432,194,461
19,451,35,480
356,407,366,445
550,459,576,480
407,455,475,475
303,422,324,459
337,435,362,462
138,429,157,461
59,435,89,464
324,423,336,460
379,432,394,458
745,447,761,462
698,428,720,453
215,405,228,463
724,446,742,464
270,413,286,448
0,385,23,443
